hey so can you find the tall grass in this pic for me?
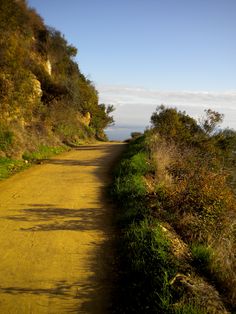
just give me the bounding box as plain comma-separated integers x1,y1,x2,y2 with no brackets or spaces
148,134,236,310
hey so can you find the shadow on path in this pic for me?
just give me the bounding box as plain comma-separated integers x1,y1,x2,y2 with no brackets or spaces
5,205,106,232
0,143,125,313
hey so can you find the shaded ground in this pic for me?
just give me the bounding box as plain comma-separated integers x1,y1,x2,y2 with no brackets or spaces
0,143,125,314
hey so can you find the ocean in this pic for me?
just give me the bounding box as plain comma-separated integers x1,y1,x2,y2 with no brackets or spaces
105,125,146,141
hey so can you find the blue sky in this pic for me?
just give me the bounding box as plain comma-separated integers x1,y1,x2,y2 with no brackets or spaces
28,0,236,139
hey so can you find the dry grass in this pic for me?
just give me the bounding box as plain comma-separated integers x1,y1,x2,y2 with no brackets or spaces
147,134,236,310
148,135,176,189
209,209,236,305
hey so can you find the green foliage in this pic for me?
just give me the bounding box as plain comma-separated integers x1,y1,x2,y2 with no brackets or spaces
22,145,66,162
191,244,213,272
0,157,29,180
112,141,149,224
115,174,147,199
117,152,150,177
90,103,115,139
55,122,95,144
122,220,176,313
113,140,150,220
0,0,114,156
111,138,180,313
112,124,234,312
215,128,236,159
201,109,224,135
150,105,203,145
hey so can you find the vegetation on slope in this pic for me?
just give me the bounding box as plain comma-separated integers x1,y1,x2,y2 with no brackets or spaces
112,107,236,313
0,0,114,162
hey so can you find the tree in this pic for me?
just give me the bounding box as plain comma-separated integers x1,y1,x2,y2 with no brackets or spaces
150,105,202,143
90,104,115,139
201,109,224,135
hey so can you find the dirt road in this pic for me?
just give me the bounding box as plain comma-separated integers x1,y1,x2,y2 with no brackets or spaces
0,143,125,314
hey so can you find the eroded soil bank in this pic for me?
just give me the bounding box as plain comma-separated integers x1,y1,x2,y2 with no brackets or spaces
0,143,125,314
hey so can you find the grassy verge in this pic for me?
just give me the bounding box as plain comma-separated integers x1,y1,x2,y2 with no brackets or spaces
22,145,67,162
0,145,68,180
111,137,207,313
112,107,235,313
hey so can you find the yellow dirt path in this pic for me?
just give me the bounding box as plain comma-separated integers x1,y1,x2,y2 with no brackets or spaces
0,143,125,314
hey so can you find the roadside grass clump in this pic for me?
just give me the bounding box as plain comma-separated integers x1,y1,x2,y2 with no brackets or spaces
0,157,29,179
118,151,150,177
112,137,151,225
121,219,177,313
114,174,147,200
22,144,67,162
191,244,213,273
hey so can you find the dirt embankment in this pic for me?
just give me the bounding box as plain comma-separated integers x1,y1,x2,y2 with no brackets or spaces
0,143,125,314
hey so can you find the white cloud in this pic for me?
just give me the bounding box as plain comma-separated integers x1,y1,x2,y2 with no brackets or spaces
99,85,236,131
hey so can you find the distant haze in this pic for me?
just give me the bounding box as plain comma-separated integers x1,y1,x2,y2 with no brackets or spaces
101,85,236,140
105,125,145,141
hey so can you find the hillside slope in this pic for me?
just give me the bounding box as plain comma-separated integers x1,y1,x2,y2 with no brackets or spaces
111,108,236,313
0,0,114,159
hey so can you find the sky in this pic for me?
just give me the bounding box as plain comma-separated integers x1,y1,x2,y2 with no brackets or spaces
28,0,236,139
